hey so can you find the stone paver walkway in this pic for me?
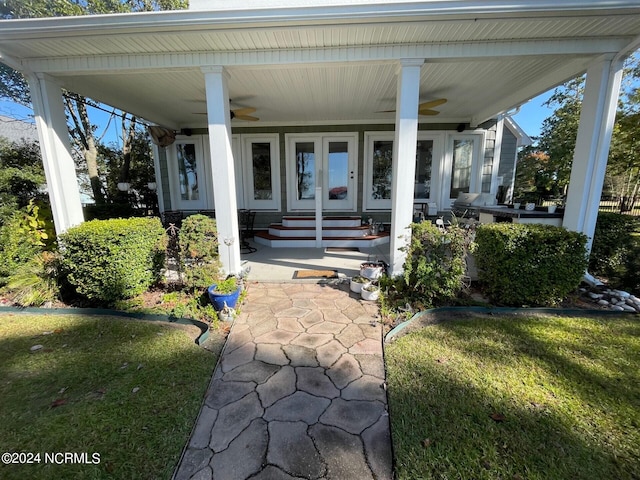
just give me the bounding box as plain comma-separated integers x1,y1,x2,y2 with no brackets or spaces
174,281,393,480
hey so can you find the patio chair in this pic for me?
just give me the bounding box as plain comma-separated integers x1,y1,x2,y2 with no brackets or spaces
238,209,257,254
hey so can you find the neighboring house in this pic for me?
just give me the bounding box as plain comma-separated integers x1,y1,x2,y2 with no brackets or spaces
0,115,38,143
0,0,638,276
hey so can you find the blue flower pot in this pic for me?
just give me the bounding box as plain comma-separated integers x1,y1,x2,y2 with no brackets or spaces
207,284,241,311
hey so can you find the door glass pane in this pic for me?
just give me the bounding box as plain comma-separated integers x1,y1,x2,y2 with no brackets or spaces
414,140,433,199
328,141,349,200
296,142,315,200
372,140,393,200
251,142,272,200
450,139,473,198
177,143,199,201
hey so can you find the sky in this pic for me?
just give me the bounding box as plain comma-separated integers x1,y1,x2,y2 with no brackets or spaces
511,90,555,139
1,89,556,146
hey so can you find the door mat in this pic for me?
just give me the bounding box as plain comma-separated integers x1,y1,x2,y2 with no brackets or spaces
293,269,338,279
325,247,360,252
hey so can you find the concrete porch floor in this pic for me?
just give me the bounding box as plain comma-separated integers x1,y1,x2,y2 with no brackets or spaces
238,241,391,283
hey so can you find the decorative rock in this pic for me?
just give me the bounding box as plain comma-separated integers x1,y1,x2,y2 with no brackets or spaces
597,299,610,306
588,292,603,300
30,345,43,352
621,304,637,313
616,290,631,299
611,305,625,312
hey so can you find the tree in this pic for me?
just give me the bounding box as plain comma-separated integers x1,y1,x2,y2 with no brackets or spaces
517,53,640,212
0,0,187,204
100,129,157,211
514,148,563,202
607,81,640,212
535,77,584,198
0,139,46,226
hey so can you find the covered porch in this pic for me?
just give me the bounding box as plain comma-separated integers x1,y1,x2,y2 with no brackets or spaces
1,0,639,277
238,242,391,283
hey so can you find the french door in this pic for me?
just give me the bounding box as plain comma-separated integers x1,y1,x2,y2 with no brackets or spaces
286,133,358,212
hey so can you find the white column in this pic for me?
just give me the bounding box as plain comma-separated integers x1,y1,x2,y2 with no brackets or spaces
27,73,84,236
315,186,322,248
491,117,504,198
389,59,423,276
563,57,624,253
202,66,242,275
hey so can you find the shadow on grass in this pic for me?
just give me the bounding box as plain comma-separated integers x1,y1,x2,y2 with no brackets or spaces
385,314,640,480
0,314,222,480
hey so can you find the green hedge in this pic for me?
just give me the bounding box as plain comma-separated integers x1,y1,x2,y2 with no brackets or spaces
179,214,219,263
474,223,588,306
60,217,167,304
589,212,640,289
399,221,469,306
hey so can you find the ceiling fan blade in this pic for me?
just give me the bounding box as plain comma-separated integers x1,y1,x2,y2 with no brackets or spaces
234,114,260,121
419,98,447,109
377,107,441,115
232,107,257,116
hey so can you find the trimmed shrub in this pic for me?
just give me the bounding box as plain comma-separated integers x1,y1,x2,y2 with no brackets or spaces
59,217,167,304
474,223,588,306
183,260,224,292
179,214,219,262
398,221,469,306
589,212,640,288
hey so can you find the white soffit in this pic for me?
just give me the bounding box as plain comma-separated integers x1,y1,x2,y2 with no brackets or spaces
0,1,639,127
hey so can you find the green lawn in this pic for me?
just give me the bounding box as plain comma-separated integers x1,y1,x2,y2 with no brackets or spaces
0,314,220,480
385,314,640,480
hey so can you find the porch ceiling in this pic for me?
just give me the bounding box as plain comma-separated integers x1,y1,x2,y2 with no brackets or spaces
1,1,640,130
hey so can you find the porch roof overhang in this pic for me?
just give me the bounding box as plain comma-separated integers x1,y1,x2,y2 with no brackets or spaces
1,1,640,131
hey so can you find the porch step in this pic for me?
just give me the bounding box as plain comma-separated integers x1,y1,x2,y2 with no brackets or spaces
268,224,371,238
282,216,361,228
254,231,390,248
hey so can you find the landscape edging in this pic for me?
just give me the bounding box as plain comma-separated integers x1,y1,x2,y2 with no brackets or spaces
0,306,210,345
384,306,635,343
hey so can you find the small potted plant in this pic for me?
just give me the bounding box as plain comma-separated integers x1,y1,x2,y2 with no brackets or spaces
350,275,368,293
207,277,241,311
360,262,385,280
360,282,380,301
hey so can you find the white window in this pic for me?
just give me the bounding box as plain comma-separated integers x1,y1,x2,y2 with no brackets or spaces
441,133,484,208
240,134,281,211
363,132,443,211
168,137,209,210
